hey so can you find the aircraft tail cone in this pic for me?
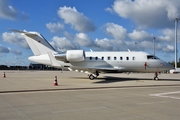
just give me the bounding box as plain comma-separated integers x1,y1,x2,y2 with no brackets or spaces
53,76,58,86
2,72,6,78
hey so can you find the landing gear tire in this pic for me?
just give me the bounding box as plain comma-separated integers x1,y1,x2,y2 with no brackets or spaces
154,72,159,81
154,77,159,81
89,74,95,80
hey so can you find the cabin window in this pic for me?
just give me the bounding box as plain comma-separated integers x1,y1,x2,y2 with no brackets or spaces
120,57,123,60
126,57,129,60
107,56,110,60
132,57,135,60
89,57,92,60
95,57,98,60
147,55,159,60
102,57,104,60
114,57,117,60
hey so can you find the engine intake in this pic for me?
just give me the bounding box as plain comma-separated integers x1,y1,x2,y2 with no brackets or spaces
66,50,85,62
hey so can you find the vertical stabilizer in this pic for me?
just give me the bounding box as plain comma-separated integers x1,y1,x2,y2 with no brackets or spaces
23,32,56,55
10,29,56,56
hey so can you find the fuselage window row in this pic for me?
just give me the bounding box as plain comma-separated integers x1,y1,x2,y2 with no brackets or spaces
88,56,135,61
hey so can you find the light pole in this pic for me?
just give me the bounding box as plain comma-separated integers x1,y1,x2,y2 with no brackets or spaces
153,37,155,57
174,18,180,70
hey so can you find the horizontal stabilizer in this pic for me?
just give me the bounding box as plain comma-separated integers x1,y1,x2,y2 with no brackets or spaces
9,29,30,34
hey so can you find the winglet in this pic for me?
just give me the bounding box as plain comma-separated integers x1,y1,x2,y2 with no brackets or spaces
47,52,61,67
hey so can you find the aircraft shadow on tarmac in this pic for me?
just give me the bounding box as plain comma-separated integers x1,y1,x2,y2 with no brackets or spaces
94,76,150,83
71,76,180,83
94,76,180,83
70,76,140,83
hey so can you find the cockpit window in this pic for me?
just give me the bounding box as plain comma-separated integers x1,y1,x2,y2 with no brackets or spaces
147,55,159,60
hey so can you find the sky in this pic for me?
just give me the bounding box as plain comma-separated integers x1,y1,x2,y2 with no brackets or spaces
0,0,180,66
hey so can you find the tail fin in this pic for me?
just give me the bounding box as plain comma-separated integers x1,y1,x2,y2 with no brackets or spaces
10,29,56,56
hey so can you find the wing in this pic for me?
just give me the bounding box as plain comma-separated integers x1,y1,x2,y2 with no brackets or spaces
48,51,127,74
68,66,126,73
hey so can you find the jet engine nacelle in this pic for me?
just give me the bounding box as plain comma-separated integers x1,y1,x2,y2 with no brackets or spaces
66,50,85,62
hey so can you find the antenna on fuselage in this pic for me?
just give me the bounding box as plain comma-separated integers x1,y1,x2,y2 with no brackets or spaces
90,49,93,52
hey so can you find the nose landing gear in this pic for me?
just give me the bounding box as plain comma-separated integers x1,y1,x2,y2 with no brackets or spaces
154,72,159,80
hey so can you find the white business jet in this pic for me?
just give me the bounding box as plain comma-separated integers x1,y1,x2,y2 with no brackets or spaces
11,29,173,80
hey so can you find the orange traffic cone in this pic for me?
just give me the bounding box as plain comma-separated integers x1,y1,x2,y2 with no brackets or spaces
53,76,58,86
2,72,6,78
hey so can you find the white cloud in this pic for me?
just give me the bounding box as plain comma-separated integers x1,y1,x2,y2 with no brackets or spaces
8,47,22,55
125,41,138,51
46,22,175,53
95,38,113,51
139,41,153,50
157,44,174,53
63,31,75,40
96,23,175,53
103,23,127,40
0,0,29,20
101,0,178,54
0,44,22,55
57,6,96,32
105,7,114,14
158,28,174,42
2,32,29,48
128,30,152,41
158,36,171,42
50,36,79,52
94,37,126,51
0,44,9,53
46,22,64,33
75,33,95,47
162,29,174,37
0,0,17,20
111,0,180,29
166,2,180,20
166,45,174,52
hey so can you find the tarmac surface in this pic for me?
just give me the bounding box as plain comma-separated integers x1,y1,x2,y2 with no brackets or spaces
0,70,180,120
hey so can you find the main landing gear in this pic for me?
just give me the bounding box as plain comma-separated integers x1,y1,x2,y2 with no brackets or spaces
154,72,159,80
89,74,96,80
88,71,99,80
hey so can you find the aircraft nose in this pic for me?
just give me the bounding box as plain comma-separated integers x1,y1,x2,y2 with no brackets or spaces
161,61,174,70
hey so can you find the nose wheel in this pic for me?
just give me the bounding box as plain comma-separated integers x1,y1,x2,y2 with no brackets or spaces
154,77,159,80
154,72,159,80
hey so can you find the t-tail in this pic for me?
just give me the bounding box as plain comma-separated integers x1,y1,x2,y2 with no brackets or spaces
10,29,57,55
10,29,61,67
